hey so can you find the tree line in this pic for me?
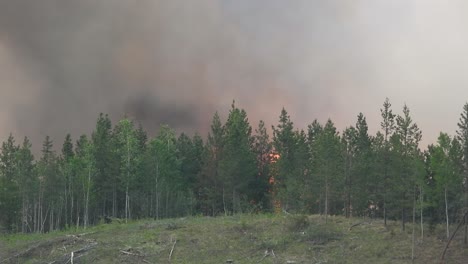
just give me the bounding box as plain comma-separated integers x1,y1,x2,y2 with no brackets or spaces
1,99,468,237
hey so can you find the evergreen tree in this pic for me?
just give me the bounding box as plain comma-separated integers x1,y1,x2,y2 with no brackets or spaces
91,113,117,217
114,118,140,222
394,104,422,231
315,119,343,220
307,119,323,214
380,98,396,225
353,113,373,216
72,135,95,228
145,125,181,218
0,134,20,232
198,112,224,215
37,136,61,232
16,137,35,233
219,102,257,214
342,126,356,218
457,102,468,244
252,120,272,211
60,134,74,229
272,108,296,212
429,133,463,238
176,133,203,215
291,129,311,212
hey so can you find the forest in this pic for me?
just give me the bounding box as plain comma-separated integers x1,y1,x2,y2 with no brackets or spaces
1,98,468,240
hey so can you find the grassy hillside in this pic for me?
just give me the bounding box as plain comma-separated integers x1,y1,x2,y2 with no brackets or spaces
1,214,467,263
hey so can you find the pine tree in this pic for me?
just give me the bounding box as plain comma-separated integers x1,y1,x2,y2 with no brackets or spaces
16,137,35,233
307,119,323,214
252,120,272,210
395,104,422,231
60,134,74,229
114,118,140,223
198,112,224,215
146,125,181,218
37,135,60,232
342,126,356,218
380,98,396,225
354,113,373,216
0,134,20,232
430,133,463,239
176,133,203,215
457,102,468,244
219,102,257,214
272,108,297,212
91,113,117,217
315,119,343,221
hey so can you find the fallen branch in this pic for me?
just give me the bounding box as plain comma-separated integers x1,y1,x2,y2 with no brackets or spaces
120,250,146,257
74,242,97,255
1,237,72,263
76,231,96,237
168,239,177,262
348,221,370,231
257,250,270,263
440,210,468,263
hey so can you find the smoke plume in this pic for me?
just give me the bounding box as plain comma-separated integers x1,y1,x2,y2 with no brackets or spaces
2,0,468,151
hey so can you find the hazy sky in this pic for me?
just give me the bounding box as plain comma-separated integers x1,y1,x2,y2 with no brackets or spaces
1,0,468,152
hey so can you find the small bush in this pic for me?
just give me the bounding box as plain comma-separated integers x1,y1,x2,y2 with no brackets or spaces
287,214,309,232
239,218,250,230
301,224,342,245
166,222,181,230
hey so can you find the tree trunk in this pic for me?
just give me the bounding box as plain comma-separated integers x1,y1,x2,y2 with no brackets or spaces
445,186,449,239
384,195,387,226
155,163,159,220
125,185,129,223
64,183,68,228
125,134,130,223
464,187,468,245
420,186,424,240
76,197,80,228
49,206,54,232
112,182,117,218
411,185,416,262
402,208,405,231
83,182,86,228
33,199,37,233
325,175,329,223
84,166,91,229
383,146,389,227
165,190,169,218
232,189,236,214
21,194,26,233
70,181,74,228
223,187,227,216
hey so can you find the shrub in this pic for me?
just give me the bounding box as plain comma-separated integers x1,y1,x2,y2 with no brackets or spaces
287,214,309,232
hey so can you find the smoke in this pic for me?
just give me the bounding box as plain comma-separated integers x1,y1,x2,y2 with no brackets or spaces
2,0,468,152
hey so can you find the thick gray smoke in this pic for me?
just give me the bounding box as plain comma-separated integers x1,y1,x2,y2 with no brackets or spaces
2,0,468,151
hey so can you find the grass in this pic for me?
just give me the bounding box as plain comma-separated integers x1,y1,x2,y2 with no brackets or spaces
1,214,468,263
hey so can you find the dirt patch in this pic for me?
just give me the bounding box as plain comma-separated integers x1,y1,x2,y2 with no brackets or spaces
1,234,97,264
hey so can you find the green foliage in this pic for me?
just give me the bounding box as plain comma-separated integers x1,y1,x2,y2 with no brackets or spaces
219,102,257,214
272,108,312,213
4,100,468,236
301,223,342,244
314,119,343,216
286,214,309,231
0,134,20,232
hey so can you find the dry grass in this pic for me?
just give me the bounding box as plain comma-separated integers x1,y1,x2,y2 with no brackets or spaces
1,214,468,263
